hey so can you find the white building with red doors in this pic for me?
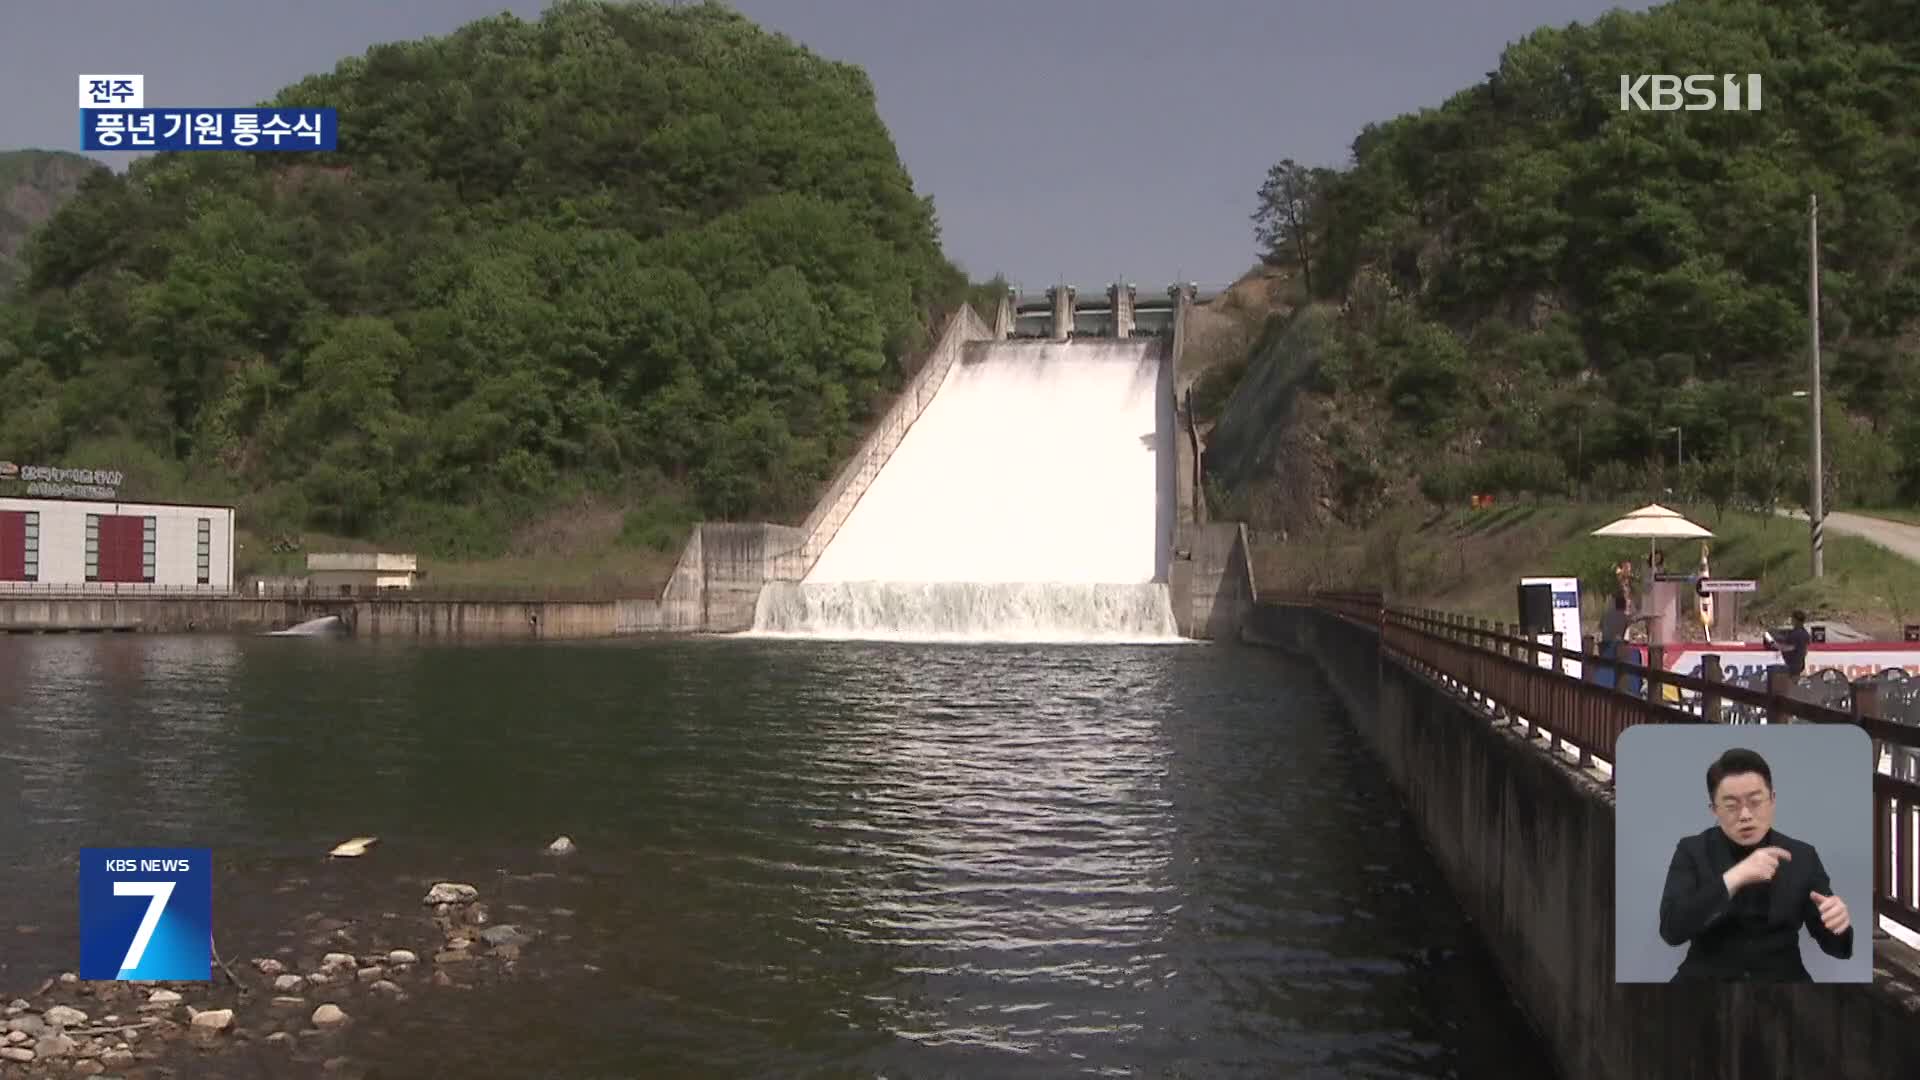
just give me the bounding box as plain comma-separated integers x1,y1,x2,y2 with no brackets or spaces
0,491,236,594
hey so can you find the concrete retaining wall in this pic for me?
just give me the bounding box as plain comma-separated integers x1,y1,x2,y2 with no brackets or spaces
1169,522,1255,640
694,522,805,632
0,595,650,639
1246,602,1920,1080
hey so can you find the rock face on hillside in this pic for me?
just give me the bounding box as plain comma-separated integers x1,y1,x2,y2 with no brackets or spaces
0,150,105,298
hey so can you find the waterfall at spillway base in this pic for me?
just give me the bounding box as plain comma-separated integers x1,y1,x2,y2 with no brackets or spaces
748,581,1183,643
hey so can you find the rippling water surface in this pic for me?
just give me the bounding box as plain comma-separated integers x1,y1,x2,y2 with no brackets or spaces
0,634,1556,1077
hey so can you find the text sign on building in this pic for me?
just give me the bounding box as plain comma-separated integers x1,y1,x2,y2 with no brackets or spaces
78,847,212,981
1698,579,1757,593
1619,74,1762,112
4,464,123,500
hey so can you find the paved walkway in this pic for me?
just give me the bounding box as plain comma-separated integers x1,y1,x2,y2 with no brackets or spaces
1776,508,1920,563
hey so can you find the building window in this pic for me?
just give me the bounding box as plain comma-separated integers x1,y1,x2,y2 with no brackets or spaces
85,514,99,581
22,512,37,582
142,517,156,583
196,518,211,585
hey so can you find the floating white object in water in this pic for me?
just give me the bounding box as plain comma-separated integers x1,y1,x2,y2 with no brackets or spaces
328,836,379,858
546,836,575,855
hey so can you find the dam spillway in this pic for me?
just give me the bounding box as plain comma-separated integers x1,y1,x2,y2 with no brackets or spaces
751,339,1180,642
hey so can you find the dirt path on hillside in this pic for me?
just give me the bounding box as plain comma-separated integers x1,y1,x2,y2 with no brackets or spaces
1777,508,1920,563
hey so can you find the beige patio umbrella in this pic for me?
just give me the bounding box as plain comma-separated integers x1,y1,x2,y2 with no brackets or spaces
1590,503,1714,563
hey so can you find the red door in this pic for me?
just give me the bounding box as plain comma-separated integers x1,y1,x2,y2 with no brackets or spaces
95,515,146,583
0,511,24,580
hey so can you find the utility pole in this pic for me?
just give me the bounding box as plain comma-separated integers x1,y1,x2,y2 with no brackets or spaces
1809,193,1825,578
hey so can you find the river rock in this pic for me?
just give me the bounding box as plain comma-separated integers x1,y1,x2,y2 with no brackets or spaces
265,1032,292,1045
321,952,357,970
100,1047,136,1067
71,1059,105,1076
3,1031,25,1044
189,1009,233,1032
546,836,576,855
4,999,26,1015
4,1016,43,1036
387,949,418,965
271,996,307,1008
423,883,477,906
312,1004,348,1028
369,980,402,996
44,1005,88,1027
145,990,182,1008
0,1045,33,1062
58,973,79,986
479,924,534,949
33,1032,76,1058
253,957,286,976
432,948,472,964
430,971,452,987
274,975,306,993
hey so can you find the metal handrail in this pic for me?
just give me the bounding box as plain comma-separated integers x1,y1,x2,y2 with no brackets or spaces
1271,589,1920,936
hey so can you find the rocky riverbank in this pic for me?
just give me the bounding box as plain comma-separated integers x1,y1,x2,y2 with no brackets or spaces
0,873,572,1079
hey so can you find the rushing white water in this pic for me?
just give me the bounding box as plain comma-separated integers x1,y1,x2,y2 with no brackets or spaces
267,615,345,637
752,340,1180,642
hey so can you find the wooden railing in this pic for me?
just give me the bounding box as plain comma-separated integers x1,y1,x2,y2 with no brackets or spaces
1272,590,1920,937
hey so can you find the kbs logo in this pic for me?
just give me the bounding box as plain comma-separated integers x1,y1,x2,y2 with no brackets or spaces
1619,74,1763,111
78,848,212,981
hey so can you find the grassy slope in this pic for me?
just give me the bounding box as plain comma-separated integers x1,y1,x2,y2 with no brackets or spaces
1250,500,1920,639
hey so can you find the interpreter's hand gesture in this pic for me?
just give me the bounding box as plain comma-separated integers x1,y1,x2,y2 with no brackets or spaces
1810,891,1850,935
1723,846,1791,892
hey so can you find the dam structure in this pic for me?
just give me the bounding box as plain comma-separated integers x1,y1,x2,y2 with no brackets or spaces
634,281,1252,642
754,336,1179,641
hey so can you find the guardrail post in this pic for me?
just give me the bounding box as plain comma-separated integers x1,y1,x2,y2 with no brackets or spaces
1546,631,1565,755
1850,679,1883,776
1701,655,1722,724
1576,634,1596,768
1646,645,1665,708
1766,670,1793,724
1489,618,1505,718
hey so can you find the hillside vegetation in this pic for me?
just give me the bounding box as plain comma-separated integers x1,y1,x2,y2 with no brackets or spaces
0,151,104,299
1210,0,1920,535
0,0,978,563
1253,500,1920,639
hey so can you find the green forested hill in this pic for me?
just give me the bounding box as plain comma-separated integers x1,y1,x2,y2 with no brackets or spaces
0,150,105,299
1211,0,1920,530
0,0,972,557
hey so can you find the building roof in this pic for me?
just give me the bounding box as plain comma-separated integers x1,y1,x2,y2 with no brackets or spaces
0,494,238,511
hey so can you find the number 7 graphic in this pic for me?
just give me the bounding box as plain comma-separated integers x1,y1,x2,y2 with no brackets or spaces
114,881,175,973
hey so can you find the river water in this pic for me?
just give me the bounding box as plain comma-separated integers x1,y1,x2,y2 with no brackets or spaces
0,634,1557,1078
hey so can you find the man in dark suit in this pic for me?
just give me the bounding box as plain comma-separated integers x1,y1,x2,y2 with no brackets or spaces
1657,747,1854,981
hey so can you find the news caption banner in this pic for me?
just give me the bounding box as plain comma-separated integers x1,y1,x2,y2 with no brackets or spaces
78,73,336,152
78,848,212,981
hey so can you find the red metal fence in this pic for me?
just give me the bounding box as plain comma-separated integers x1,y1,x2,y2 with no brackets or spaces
1275,590,1920,937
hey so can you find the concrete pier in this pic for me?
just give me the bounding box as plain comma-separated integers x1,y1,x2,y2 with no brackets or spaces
1048,284,1076,339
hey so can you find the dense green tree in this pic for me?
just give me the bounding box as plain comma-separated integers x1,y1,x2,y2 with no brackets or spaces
1241,0,1920,515
0,1,976,553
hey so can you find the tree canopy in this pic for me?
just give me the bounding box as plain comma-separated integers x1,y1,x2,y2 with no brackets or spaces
0,0,972,555
1240,0,1920,519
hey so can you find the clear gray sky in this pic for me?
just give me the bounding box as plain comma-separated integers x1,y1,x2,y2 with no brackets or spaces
1,1,1649,292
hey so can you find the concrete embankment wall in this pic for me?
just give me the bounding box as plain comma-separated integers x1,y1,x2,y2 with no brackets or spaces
1169,521,1255,640
0,596,641,639
1245,603,1920,1080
